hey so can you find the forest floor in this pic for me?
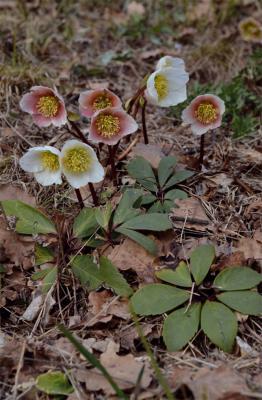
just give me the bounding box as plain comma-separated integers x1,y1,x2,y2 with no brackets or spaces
0,1,262,399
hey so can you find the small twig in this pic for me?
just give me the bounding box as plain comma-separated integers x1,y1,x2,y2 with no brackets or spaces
88,183,99,206
75,188,85,209
116,136,139,161
68,121,90,145
185,283,195,313
141,98,149,144
12,340,26,400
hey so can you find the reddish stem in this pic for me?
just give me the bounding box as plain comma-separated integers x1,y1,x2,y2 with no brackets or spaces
69,121,90,145
198,134,205,170
141,98,149,144
88,183,99,206
75,188,84,209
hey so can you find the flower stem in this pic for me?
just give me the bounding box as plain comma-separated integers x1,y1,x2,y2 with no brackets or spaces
141,98,149,144
88,183,99,206
69,121,90,145
75,188,84,209
108,145,117,186
199,134,205,170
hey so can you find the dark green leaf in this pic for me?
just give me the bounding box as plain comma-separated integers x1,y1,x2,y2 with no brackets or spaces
163,303,201,351
36,371,73,395
0,264,6,274
201,301,237,352
70,255,102,290
99,256,133,297
1,200,56,235
31,268,53,281
95,204,112,230
214,267,262,291
148,201,166,213
165,189,188,201
156,261,192,287
217,291,262,316
141,194,156,205
73,208,98,238
131,283,190,315
164,170,194,190
119,213,172,231
190,244,215,285
127,157,157,191
113,189,143,226
35,244,54,265
158,156,177,188
42,266,57,293
116,226,158,255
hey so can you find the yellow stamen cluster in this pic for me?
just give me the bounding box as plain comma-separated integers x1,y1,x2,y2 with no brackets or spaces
62,147,91,173
154,74,168,100
41,151,60,171
96,114,120,138
93,94,112,111
37,95,59,118
195,102,217,124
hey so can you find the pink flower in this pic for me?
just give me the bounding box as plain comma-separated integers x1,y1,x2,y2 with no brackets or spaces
182,94,225,136
79,89,122,118
89,107,138,145
20,86,67,128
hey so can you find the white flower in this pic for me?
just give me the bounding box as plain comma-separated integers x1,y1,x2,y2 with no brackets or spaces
61,140,104,189
19,146,62,186
145,66,189,107
156,56,185,70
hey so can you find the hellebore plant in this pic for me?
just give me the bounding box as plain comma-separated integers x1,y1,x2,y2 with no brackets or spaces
182,94,225,168
131,244,262,353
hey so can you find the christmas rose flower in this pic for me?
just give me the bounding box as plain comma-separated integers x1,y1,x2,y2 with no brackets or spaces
89,107,138,145
61,140,104,189
182,94,225,136
145,66,189,107
19,146,62,186
20,86,67,127
79,88,122,118
239,17,262,43
156,56,185,70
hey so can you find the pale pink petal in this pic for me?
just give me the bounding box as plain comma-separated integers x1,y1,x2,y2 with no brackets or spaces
191,121,210,136
79,89,122,118
32,114,52,127
52,103,67,127
120,112,138,136
31,86,54,96
20,93,39,114
181,105,195,124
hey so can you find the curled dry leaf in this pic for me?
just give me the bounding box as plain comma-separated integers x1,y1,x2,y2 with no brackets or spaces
0,185,36,205
22,290,44,321
236,237,262,261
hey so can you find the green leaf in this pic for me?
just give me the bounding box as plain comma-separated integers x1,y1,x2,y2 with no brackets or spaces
36,371,73,395
73,208,98,238
113,189,143,226
35,244,54,265
70,255,102,291
99,256,133,297
201,301,237,352
158,156,177,188
141,194,156,205
31,268,53,281
156,261,192,287
116,226,158,255
0,264,6,274
190,244,215,285
217,291,262,316
1,200,56,235
163,303,201,351
58,325,128,399
165,189,188,201
95,204,112,230
42,266,57,293
214,267,262,291
164,170,194,190
131,283,190,315
127,157,157,191
148,201,166,213
119,213,172,231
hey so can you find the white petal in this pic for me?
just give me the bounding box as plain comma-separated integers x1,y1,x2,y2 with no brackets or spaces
191,122,209,136
156,56,185,70
61,139,96,158
182,105,195,124
64,161,104,189
158,85,187,107
164,67,189,88
146,71,159,102
34,169,62,186
20,150,43,173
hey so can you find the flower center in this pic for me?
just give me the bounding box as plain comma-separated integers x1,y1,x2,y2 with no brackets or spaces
195,102,218,124
41,151,60,171
96,114,120,138
93,94,112,111
154,74,168,100
62,147,91,173
37,96,59,118
244,21,261,37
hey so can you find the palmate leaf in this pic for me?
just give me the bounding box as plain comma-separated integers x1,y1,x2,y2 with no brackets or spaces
1,200,56,235
156,261,192,287
36,371,73,395
127,156,158,192
201,301,237,353
35,244,54,265
70,255,102,290
115,226,158,255
99,257,133,297
217,291,262,316
213,267,262,291
163,170,194,190
190,244,215,285
42,266,57,293
163,303,201,351
73,207,98,238
113,189,143,226
119,213,172,231
131,283,190,315
165,189,188,201
95,204,112,230
158,156,177,188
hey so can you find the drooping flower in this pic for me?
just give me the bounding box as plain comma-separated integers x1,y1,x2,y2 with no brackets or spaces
19,146,62,186
20,86,67,128
156,56,185,70
145,66,189,107
89,107,138,145
79,88,122,118
182,94,225,136
61,140,104,189
239,17,262,43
